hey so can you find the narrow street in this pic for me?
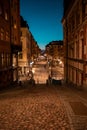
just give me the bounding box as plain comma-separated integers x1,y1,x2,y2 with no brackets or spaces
32,60,49,84
1,0,87,130
31,59,64,84
0,83,87,130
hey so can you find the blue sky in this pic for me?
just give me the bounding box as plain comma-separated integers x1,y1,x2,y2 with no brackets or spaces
20,0,63,49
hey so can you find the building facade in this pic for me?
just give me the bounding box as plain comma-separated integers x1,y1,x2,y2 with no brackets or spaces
18,16,40,76
45,41,64,62
0,0,21,88
62,0,87,88
18,27,31,75
11,0,21,82
0,0,12,87
31,37,40,62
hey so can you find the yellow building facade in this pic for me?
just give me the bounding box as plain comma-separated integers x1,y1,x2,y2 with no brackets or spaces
18,27,31,75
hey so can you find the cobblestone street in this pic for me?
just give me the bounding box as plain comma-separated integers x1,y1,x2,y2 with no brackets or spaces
0,83,87,130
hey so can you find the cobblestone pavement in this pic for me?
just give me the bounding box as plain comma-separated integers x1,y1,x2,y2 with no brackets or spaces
0,84,87,130
55,86,87,130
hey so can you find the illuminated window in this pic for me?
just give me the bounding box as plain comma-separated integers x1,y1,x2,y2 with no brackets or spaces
5,12,8,20
14,20,17,29
14,24,17,29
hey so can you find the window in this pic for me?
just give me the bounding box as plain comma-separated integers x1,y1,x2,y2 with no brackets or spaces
71,14,75,30
14,24,17,29
0,4,2,15
79,40,82,59
18,53,23,59
76,41,79,58
1,28,4,40
14,20,17,29
11,0,13,8
15,36,16,42
5,12,8,20
11,16,13,26
76,10,80,26
0,53,2,67
7,53,10,66
14,2,17,12
21,41,23,50
1,53,4,67
85,4,87,15
82,0,87,19
6,31,9,41
20,31,22,36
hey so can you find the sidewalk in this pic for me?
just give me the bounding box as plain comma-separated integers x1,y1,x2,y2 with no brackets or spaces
54,85,87,130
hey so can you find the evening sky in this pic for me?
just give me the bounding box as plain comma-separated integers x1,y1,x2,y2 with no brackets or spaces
20,0,63,49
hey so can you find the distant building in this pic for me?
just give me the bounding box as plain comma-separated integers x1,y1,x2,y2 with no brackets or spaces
31,36,41,62
18,16,41,76
18,16,31,75
45,40,64,61
19,28,31,75
62,0,87,89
